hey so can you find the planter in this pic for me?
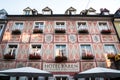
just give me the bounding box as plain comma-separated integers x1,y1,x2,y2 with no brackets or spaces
101,29,111,34
107,53,115,59
82,54,94,60
55,56,67,63
29,53,41,60
78,29,89,34
33,28,43,34
55,29,66,33
12,29,21,35
4,53,15,59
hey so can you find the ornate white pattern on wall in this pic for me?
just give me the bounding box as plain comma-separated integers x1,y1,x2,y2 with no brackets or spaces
69,34,76,43
45,34,53,43
92,35,100,43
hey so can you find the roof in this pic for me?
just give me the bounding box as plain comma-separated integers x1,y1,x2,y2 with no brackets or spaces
88,7,96,12
42,6,52,11
0,9,8,14
23,7,32,11
100,8,109,12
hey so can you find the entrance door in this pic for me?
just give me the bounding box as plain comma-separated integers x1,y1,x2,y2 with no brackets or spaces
55,76,68,80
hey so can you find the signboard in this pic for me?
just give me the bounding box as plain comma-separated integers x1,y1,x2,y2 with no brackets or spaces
43,62,79,72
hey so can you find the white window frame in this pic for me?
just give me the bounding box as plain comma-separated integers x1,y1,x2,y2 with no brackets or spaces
55,21,66,30
97,21,110,31
76,21,88,31
54,43,68,58
29,43,42,55
33,21,45,31
4,43,19,58
13,22,24,31
104,44,117,54
79,43,93,57
0,24,4,36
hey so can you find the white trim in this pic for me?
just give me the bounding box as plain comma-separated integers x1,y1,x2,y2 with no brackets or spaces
33,21,45,32
29,43,43,55
97,21,110,31
103,43,118,54
54,21,66,29
4,43,19,59
79,43,94,57
76,21,88,30
54,43,68,58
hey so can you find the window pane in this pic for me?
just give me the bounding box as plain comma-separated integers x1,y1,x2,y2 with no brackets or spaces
104,45,117,54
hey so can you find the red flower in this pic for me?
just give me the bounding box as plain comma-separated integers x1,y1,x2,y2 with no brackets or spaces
29,53,41,60
4,53,15,59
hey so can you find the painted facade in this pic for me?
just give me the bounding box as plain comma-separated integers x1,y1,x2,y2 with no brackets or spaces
0,7,120,80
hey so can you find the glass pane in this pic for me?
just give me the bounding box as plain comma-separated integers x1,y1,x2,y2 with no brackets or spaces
104,45,116,54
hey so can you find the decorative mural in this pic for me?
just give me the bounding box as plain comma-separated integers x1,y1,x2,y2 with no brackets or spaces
68,43,79,61
69,34,77,43
78,35,91,42
17,44,29,60
45,34,53,43
0,44,6,59
22,33,30,43
97,62,106,67
54,35,67,42
81,62,96,71
44,21,54,33
101,35,118,42
16,61,26,68
27,62,41,69
23,21,33,33
9,35,21,42
42,44,54,60
0,61,16,70
66,21,76,33
92,35,100,43
30,34,44,42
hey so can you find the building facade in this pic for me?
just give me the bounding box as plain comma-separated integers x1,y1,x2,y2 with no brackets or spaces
0,7,120,80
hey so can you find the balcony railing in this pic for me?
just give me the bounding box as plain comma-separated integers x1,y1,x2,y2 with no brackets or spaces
33,28,43,34
78,25,89,34
55,50,67,63
99,26,111,34
4,50,15,59
29,53,41,60
55,25,66,33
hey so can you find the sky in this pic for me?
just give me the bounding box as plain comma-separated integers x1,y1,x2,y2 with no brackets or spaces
0,0,120,14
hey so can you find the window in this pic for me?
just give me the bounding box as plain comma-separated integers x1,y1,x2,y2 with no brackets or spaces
104,45,117,54
33,22,44,33
0,24,4,36
98,22,111,34
4,44,18,59
29,44,41,59
25,10,30,15
14,23,23,30
55,22,66,33
30,44,41,54
77,22,89,33
80,45,94,59
55,45,66,57
55,44,67,62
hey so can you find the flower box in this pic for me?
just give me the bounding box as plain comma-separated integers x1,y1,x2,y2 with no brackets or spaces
101,29,111,34
55,28,66,33
82,54,94,60
12,29,21,35
55,56,67,63
78,29,89,34
33,28,43,34
29,53,41,60
115,54,120,61
4,53,15,59
107,53,115,59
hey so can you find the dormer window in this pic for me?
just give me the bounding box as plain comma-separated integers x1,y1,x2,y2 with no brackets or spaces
98,22,111,34
87,7,96,15
33,22,44,34
65,7,76,15
55,22,66,33
42,7,53,15
23,7,33,15
12,22,23,35
77,22,89,34
100,8,109,15
0,9,7,19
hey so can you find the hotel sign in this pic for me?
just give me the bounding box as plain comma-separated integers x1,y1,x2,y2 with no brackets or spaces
43,62,79,72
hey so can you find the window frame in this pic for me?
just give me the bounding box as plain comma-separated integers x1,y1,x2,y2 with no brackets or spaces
97,21,110,31
0,24,4,36
13,22,24,31
79,43,93,58
104,44,117,54
55,21,66,30
54,43,68,58
33,21,45,31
